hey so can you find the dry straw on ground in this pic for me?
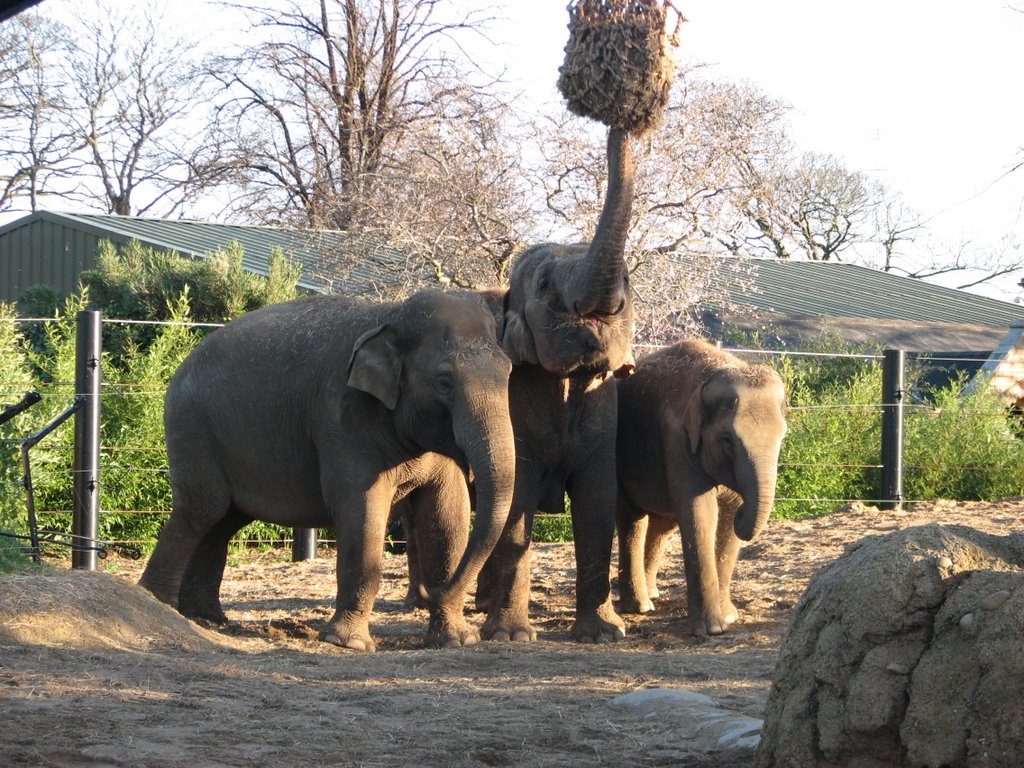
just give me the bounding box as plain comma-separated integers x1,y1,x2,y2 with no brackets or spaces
557,0,684,134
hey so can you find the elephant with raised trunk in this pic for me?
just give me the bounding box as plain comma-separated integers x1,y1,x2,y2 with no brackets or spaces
616,339,787,636
400,127,636,643
467,126,636,643
138,290,515,652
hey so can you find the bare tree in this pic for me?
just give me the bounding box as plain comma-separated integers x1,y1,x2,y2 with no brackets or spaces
0,12,82,213
535,73,788,341
874,184,926,273
62,3,215,216
207,0,525,291
370,88,529,288
779,152,876,261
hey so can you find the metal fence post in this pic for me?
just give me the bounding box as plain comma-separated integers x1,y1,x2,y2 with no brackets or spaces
880,348,905,510
73,310,102,570
292,528,318,561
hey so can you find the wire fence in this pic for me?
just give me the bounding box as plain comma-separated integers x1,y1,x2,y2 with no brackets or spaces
2,314,1022,558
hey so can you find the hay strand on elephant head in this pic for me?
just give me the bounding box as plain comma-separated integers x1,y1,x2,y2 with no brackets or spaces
557,0,684,135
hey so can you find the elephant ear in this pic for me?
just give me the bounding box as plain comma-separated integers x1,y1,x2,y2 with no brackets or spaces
347,324,402,410
684,383,705,455
499,294,539,366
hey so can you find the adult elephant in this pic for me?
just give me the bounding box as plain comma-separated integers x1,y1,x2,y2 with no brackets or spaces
453,126,637,643
615,339,787,636
138,290,516,652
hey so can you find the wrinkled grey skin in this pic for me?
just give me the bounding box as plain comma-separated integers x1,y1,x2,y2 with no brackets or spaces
616,339,786,636
138,290,515,652
404,127,637,643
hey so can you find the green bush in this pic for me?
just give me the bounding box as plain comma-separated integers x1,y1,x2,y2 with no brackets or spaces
904,374,1024,502
5,271,1024,554
772,353,1024,520
533,513,574,543
772,355,883,518
79,239,302,366
1,242,304,556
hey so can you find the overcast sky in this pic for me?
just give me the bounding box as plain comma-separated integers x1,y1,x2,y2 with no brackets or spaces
33,0,1024,303
485,0,1024,303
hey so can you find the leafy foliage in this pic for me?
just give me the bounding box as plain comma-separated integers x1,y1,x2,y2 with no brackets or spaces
772,353,1024,519
79,239,301,365
1,245,302,555
773,357,883,518
903,374,1024,502
5,273,1024,552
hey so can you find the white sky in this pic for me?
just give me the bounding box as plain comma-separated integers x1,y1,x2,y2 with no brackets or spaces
482,0,1024,304
28,0,1024,304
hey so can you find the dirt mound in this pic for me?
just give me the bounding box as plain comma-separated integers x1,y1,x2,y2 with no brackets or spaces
0,568,221,652
0,500,1020,767
756,523,1024,768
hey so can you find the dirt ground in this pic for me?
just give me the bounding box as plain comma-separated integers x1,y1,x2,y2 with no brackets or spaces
1,499,1021,768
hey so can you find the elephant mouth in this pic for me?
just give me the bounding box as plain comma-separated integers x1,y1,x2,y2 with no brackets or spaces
575,297,627,322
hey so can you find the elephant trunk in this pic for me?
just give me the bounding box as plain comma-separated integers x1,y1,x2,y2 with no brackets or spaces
733,449,779,542
426,381,515,606
571,127,634,319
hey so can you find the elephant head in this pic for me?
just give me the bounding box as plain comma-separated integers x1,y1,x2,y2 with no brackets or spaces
500,128,635,377
347,291,516,604
685,364,787,541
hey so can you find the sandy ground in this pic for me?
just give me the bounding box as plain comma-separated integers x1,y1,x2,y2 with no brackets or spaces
0,499,1021,768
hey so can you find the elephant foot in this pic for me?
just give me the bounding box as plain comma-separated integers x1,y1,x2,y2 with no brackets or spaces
472,594,492,614
425,613,480,649
178,591,228,624
721,599,739,626
480,612,537,643
137,573,181,609
571,602,626,644
322,612,376,652
403,584,428,611
688,608,733,637
179,603,229,625
617,590,655,615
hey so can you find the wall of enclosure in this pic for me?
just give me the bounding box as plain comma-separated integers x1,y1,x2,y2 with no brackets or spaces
2,312,1022,567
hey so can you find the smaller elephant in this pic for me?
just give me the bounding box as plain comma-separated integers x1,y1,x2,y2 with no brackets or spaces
139,290,515,651
615,339,786,636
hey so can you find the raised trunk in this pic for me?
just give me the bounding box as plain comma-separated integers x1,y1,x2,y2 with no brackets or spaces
427,386,515,605
733,451,778,542
572,127,634,318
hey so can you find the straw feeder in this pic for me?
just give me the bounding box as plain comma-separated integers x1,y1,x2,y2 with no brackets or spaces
557,0,684,135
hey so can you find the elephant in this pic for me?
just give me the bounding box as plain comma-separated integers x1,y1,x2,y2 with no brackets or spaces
400,126,637,643
615,339,787,636
137,289,516,652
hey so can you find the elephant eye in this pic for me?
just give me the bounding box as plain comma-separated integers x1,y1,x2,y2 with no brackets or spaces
435,370,455,398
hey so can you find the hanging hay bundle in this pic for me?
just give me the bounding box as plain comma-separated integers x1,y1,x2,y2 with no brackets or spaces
557,0,683,135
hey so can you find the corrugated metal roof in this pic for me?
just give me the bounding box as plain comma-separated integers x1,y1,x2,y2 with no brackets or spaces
4,211,1022,330
1,211,407,296
696,256,1024,328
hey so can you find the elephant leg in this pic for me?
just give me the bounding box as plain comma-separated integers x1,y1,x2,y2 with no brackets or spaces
567,454,626,643
479,507,537,642
615,487,653,614
138,467,231,611
676,490,729,636
322,486,391,652
474,547,499,614
389,500,426,610
178,505,252,623
715,500,741,626
407,471,480,648
642,513,677,603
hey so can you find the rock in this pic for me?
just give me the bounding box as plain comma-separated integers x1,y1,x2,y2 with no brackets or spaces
608,688,762,754
755,524,1024,768
981,589,1011,611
